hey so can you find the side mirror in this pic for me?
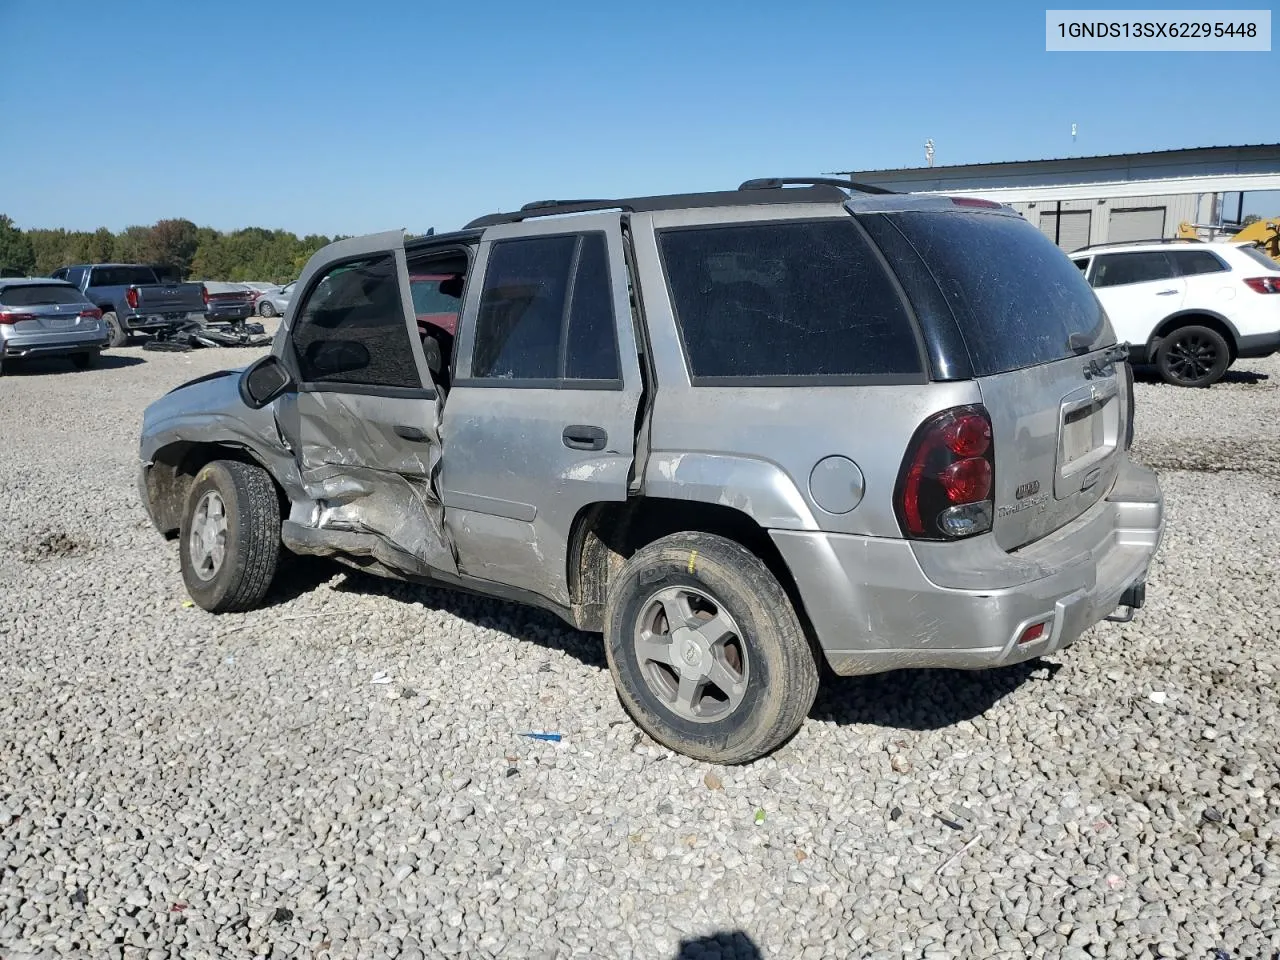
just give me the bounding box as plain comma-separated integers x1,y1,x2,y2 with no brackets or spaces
240,354,293,409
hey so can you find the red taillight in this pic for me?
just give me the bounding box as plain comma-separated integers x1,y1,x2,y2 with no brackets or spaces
125,287,139,309
0,310,36,324
80,307,102,320
895,405,996,540
950,196,1002,209
1243,276,1280,294
939,457,993,503
202,285,210,307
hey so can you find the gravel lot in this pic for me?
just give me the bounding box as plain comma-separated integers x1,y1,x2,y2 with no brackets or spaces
1,342,1278,960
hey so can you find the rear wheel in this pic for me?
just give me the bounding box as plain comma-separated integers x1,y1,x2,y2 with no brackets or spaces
71,350,99,370
1155,324,1230,387
258,300,276,318
179,460,281,613
102,311,127,348
604,532,819,764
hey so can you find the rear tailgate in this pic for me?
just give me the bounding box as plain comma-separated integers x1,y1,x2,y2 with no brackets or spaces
978,350,1125,549
861,205,1126,550
134,282,206,314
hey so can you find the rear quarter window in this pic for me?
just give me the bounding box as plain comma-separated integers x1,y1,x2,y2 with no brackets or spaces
657,219,923,383
864,210,1114,376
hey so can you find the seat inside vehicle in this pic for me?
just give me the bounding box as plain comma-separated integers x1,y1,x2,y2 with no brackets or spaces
407,252,469,395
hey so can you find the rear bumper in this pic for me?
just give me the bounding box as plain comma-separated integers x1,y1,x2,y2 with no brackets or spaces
205,304,254,322
1,329,108,357
772,458,1164,676
124,312,194,331
1236,329,1280,359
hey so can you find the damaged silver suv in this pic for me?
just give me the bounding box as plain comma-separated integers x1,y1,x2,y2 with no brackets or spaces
138,179,1165,763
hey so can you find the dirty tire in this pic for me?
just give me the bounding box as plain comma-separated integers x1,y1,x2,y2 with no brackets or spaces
102,311,127,348
71,350,99,370
258,300,276,318
1155,324,1230,388
179,460,281,613
604,532,819,764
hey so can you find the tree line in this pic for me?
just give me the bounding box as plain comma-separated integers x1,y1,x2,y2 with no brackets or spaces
0,214,341,284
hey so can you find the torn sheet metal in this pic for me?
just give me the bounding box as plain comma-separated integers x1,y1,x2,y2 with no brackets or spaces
295,389,455,575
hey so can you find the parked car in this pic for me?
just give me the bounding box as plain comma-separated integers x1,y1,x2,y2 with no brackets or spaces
255,281,294,318
138,179,1164,764
0,277,108,373
51,263,207,348
199,282,256,325
1071,239,1280,387
0,266,27,278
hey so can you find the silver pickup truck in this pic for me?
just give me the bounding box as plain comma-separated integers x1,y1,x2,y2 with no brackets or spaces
137,179,1164,763
52,263,207,347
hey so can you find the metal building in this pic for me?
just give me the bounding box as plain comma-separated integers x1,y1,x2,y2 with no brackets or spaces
836,143,1280,251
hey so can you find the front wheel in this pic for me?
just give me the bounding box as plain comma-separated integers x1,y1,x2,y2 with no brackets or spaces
604,532,819,764
102,311,127,348
178,460,281,613
1155,324,1230,387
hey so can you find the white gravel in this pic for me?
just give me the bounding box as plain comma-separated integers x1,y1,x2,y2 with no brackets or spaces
1,343,1278,959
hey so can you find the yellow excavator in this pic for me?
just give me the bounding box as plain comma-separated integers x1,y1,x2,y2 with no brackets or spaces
1177,217,1280,262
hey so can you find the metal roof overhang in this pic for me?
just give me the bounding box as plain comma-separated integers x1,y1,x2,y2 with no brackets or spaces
917,172,1280,203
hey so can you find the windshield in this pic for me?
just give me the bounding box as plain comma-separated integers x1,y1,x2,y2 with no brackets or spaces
410,276,462,315
872,210,1114,375
0,283,86,306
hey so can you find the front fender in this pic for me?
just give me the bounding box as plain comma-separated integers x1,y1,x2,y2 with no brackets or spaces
641,452,819,531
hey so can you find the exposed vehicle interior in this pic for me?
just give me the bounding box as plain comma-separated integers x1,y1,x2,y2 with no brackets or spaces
408,250,469,394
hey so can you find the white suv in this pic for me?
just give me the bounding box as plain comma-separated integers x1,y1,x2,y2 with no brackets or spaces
1071,240,1280,387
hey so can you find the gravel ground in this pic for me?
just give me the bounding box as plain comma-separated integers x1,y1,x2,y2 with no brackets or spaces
1,342,1278,960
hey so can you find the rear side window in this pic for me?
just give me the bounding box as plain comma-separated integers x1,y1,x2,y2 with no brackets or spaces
658,220,922,382
867,211,1113,376
1237,245,1280,272
289,255,422,390
89,266,157,287
1091,252,1174,288
1170,250,1227,277
471,233,620,383
0,283,87,306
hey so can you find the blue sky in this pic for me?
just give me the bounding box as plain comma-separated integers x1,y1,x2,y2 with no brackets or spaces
1,0,1275,236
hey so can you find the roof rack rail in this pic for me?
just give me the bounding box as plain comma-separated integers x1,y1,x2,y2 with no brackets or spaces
738,177,896,196
464,184,850,229
1075,237,1204,252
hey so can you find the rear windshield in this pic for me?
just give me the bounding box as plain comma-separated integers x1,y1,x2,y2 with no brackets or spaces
876,211,1114,376
1238,245,1280,272
0,283,86,306
657,219,923,382
90,266,157,287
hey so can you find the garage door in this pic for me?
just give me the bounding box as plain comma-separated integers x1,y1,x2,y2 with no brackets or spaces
1108,207,1166,244
1038,210,1092,252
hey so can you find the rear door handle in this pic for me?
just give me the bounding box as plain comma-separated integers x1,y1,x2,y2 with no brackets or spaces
563,424,607,451
1156,289,1179,295
394,424,430,442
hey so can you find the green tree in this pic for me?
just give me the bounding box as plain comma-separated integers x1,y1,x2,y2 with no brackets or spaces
145,218,199,276
0,214,35,274
114,225,154,264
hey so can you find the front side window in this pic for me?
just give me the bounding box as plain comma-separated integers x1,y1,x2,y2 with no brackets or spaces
1170,250,1228,276
471,233,620,382
290,255,421,389
658,219,921,381
1091,252,1175,288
